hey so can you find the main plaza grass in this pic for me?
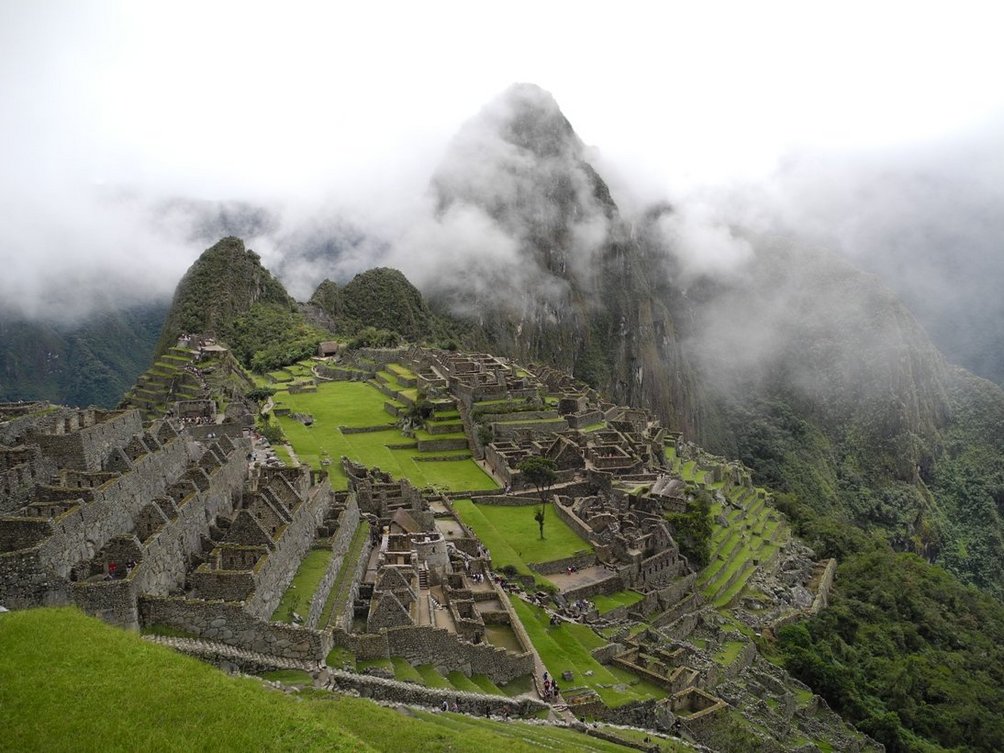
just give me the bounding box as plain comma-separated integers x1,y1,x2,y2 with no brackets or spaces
273,381,496,492
1,607,637,753
511,599,666,707
451,499,592,579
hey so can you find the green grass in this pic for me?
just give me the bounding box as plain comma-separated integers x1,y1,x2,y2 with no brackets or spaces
591,590,645,615
714,640,747,666
391,657,424,683
325,646,356,670
592,725,692,752
272,549,334,622
357,657,393,672
5,607,640,752
448,671,485,693
393,707,637,753
511,599,666,707
416,664,453,688
272,444,294,466
274,381,496,492
321,522,370,628
452,499,592,572
498,674,533,697
0,607,365,752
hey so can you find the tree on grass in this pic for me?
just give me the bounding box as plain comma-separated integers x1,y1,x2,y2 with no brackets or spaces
518,456,557,539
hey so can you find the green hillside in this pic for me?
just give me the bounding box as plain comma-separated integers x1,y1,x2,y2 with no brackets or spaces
0,303,166,408
0,608,640,753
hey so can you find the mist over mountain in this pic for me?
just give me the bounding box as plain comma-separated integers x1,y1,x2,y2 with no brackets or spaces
365,84,1001,597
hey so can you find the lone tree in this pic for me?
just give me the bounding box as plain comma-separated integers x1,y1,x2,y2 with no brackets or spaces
518,456,557,539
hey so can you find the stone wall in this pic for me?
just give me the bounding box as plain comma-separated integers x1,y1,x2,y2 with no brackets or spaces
244,484,334,620
529,551,597,575
582,698,676,732
322,668,547,718
333,535,373,632
811,558,837,612
140,595,331,660
330,624,533,685
135,440,249,598
32,410,143,472
384,625,532,682
73,574,139,628
562,573,624,602
306,500,362,629
0,545,68,608
552,500,595,543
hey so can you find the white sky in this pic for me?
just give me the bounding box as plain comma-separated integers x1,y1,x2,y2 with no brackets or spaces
1,0,1003,316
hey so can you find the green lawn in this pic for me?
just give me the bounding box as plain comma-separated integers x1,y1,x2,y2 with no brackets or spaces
321,522,370,628
452,499,592,568
273,381,496,492
0,608,364,753
591,590,645,615
510,599,666,707
272,549,334,622
391,657,424,683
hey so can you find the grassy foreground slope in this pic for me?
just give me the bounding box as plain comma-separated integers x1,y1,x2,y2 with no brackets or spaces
0,608,637,753
0,607,367,753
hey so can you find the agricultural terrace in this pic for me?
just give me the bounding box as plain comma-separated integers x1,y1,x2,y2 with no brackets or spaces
511,599,667,707
272,381,496,492
665,444,789,610
452,499,593,587
327,647,532,698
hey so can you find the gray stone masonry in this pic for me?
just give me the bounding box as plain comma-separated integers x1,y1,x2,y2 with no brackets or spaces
322,667,548,718
140,595,332,660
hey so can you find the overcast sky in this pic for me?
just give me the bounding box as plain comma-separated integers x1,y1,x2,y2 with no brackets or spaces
1,1,1003,325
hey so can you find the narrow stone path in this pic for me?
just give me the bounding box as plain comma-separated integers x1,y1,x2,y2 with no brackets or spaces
142,634,319,672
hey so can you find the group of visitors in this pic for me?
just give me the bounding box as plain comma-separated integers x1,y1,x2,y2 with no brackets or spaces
103,560,136,580
541,672,560,700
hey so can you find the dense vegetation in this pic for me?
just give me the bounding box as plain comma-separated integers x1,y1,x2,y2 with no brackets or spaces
723,380,1004,602
772,499,1004,753
225,303,327,373
0,303,167,408
308,268,478,349
665,490,713,568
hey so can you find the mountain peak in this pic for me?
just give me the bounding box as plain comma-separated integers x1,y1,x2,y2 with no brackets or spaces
154,237,293,355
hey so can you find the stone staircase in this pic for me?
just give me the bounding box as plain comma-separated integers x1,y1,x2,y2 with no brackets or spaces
143,634,318,673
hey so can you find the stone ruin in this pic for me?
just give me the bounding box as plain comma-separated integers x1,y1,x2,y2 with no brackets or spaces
0,401,335,634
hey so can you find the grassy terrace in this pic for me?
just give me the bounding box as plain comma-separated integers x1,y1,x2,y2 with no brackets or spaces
698,488,783,608
511,599,666,707
328,650,528,697
271,549,333,623
452,499,592,586
2,608,637,753
592,589,645,614
320,521,370,628
273,381,496,492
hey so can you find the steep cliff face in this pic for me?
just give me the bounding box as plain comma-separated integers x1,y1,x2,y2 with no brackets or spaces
428,84,999,592
428,83,707,435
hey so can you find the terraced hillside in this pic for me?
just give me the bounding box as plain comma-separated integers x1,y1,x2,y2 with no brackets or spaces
272,369,497,492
